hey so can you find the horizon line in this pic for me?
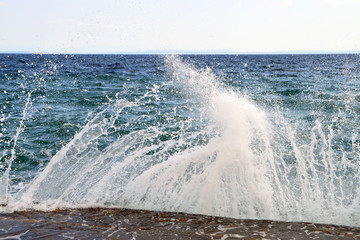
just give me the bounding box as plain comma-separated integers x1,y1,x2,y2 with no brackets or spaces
1,50,360,55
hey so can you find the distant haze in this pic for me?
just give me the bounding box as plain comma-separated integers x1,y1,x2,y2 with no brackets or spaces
0,0,360,54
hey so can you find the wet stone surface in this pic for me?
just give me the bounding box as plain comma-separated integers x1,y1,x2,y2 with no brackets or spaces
0,208,359,239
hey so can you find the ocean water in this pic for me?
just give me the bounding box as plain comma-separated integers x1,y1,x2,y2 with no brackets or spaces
0,53,360,227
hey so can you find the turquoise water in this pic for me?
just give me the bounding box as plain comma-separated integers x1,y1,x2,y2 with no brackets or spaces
0,54,360,226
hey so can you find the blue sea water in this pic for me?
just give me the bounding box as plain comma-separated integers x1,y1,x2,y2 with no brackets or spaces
0,54,360,226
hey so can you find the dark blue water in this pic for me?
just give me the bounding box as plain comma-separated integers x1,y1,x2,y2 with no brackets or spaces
0,54,359,226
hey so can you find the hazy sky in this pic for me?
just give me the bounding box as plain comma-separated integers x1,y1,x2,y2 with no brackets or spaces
1,0,360,53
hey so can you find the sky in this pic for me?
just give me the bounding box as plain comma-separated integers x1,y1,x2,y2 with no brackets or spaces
0,0,360,54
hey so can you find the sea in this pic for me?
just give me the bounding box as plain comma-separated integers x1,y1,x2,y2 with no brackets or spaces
0,53,360,232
